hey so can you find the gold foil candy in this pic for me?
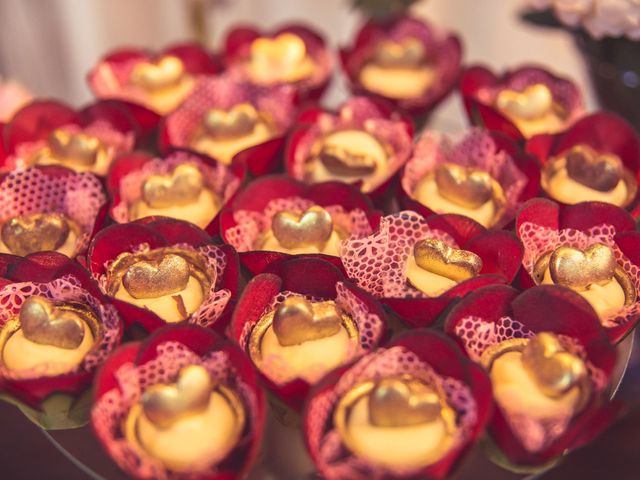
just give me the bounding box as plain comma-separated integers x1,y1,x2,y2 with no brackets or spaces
368,378,442,428
272,296,342,347
47,129,103,166
496,83,554,121
202,103,259,140
1,212,71,256
413,238,483,282
565,145,623,192
549,243,617,291
19,295,85,350
250,33,307,72
142,164,204,209
130,55,185,91
434,163,494,209
271,206,333,250
318,143,378,176
122,253,191,299
373,37,426,69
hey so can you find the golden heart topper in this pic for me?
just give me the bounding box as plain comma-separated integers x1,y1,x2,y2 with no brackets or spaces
319,144,378,177
565,145,623,192
19,295,85,349
369,378,443,428
123,253,191,299
141,365,213,428
521,332,588,398
414,238,483,282
496,83,554,121
435,163,494,209
1,212,71,256
373,37,426,69
47,129,103,166
142,164,204,209
271,205,333,250
203,103,259,140
549,243,616,291
272,296,342,347
130,55,186,91
250,33,307,74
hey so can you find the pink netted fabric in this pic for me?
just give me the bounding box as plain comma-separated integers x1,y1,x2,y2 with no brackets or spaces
164,76,295,148
238,282,385,385
0,168,106,256
96,242,231,328
341,211,457,299
305,346,477,479
475,69,584,124
0,275,120,379
453,314,607,453
291,98,413,191
402,129,528,223
111,151,240,224
91,341,259,480
7,121,135,173
224,196,374,253
519,222,640,328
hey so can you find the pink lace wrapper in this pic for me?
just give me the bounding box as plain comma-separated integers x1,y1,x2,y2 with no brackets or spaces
341,211,457,299
224,196,374,253
91,341,259,480
96,242,231,328
291,98,413,191
111,151,240,224
305,346,478,479
0,167,106,256
0,275,120,380
402,129,528,223
519,222,640,328
238,282,385,385
476,69,584,124
164,76,295,148
453,314,607,453
7,121,135,173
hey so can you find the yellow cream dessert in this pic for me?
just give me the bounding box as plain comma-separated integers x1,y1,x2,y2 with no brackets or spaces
0,212,80,257
359,37,435,100
407,238,482,296
31,129,111,176
107,247,212,323
248,296,358,383
334,375,457,469
129,164,220,229
534,243,635,319
247,33,316,85
413,163,505,228
125,365,245,472
541,145,635,207
129,55,195,114
0,295,99,375
495,84,567,138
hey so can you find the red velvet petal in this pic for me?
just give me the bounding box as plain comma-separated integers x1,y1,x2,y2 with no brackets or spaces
264,257,344,298
6,100,78,151
105,151,153,194
560,202,636,233
79,100,139,137
464,230,523,282
516,197,560,231
93,342,140,399
232,136,285,176
229,273,282,341
135,216,212,247
424,213,485,246
164,43,218,75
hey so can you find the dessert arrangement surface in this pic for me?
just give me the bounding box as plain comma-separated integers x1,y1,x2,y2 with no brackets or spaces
0,0,639,479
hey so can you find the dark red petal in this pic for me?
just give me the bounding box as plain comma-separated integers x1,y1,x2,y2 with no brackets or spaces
223,25,260,62
424,213,485,246
105,151,153,193
264,257,344,298
137,323,223,365
135,216,211,247
516,197,560,232
227,175,304,212
464,230,523,282
6,100,78,151
233,136,285,176
164,43,218,75
560,202,635,233
79,100,140,137
229,273,282,341
93,342,141,399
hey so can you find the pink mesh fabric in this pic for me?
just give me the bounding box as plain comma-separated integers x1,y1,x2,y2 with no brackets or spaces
0,275,120,379
0,168,106,255
91,341,259,480
341,211,457,299
402,129,528,224
475,69,584,125
96,242,231,328
291,98,413,192
519,222,640,328
224,196,374,253
305,346,478,479
453,314,607,453
238,282,385,385
111,151,241,224
7,121,135,173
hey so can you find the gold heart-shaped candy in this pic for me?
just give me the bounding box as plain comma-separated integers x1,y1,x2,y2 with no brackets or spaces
373,37,426,69
319,144,378,177
47,129,103,166
130,55,185,91
251,33,307,69
369,377,442,428
521,332,588,398
19,295,85,349
414,238,482,282
141,365,213,428
435,163,494,209
142,164,204,209
565,145,623,192
272,296,342,347
122,253,191,299
496,83,554,121
202,103,259,139
271,206,333,250
549,243,616,291
1,212,70,256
